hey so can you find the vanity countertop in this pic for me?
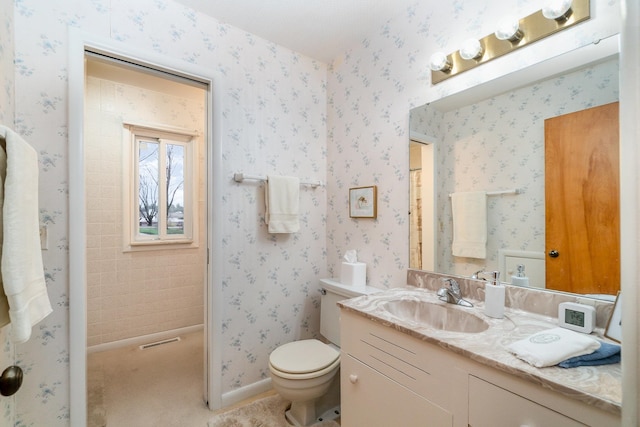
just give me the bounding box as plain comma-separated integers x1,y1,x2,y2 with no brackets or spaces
337,286,622,415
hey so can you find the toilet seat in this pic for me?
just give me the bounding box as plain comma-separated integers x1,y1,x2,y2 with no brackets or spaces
269,339,340,379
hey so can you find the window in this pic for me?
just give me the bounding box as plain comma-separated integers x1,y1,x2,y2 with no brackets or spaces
124,125,198,249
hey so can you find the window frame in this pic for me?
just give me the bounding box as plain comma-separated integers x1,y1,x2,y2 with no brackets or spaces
123,123,199,251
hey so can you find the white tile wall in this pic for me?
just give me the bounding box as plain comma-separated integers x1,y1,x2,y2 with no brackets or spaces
84,74,206,346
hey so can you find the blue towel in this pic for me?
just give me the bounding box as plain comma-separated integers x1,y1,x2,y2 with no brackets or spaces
558,341,621,368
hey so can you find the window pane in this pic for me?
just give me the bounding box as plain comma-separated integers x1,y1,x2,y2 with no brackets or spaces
138,140,159,236
166,143,185,235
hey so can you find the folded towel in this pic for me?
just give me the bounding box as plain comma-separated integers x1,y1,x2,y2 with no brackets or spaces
558,341,621,368
0,126,53,343
265,175,300,233
506,327,601,368
451,191,487,259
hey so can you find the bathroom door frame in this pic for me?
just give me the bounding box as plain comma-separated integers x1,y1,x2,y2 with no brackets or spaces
68,29,224,425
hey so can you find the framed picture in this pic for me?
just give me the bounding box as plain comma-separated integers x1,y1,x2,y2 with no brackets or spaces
605,291,622,343
349,186,377,218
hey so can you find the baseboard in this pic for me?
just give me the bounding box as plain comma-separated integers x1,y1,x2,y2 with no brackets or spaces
88,324,204,354
221,378,273,408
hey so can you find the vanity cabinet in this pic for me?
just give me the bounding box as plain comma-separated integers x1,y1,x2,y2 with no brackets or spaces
340,310,620,427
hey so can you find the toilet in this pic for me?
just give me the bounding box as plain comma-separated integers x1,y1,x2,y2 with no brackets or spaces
269,279,375,426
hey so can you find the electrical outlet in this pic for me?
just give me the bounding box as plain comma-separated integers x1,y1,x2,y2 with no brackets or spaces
39,225,48,250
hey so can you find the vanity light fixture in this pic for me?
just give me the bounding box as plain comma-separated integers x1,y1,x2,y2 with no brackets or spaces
542,0,573,21
429,52,452,73
495,17,524,42
459,39,484,61
430,0,589,85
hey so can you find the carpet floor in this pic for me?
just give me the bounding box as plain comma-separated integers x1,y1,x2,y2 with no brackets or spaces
208,394,340,427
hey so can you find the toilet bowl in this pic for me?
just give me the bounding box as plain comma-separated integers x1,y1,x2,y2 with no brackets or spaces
269,339,340,426
268,279,375,426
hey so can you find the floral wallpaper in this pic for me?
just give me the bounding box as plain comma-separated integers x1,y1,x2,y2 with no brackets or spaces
11,0,326,424
411,59,619,278
326,0,621,290
2,0,622,425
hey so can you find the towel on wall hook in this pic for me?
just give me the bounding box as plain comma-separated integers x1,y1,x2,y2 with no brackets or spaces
0,125,52,343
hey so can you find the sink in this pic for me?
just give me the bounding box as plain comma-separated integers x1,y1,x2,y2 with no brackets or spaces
381,300,490,333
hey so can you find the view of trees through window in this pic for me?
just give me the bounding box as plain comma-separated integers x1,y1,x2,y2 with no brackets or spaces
138,138,186,237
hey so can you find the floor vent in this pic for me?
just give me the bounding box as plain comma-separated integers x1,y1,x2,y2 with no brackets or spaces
139,337,181,350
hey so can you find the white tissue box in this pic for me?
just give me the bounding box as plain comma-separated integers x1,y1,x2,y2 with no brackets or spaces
340,262,366,288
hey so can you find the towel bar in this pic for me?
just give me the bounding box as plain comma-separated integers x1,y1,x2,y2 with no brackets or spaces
234,172,323,188
448,188,523,197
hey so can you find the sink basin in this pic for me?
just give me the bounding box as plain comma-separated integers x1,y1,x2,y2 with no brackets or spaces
381,300,490,333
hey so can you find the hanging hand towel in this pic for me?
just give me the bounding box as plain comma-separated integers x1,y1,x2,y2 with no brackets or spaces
0,126,53,343
451,191,487,259
265,175,300,233
506,327,601,368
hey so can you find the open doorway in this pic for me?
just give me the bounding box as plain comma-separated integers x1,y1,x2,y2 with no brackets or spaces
69,31,224,426
83,54,208,425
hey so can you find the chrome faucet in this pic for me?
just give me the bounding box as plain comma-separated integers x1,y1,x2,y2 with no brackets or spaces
437,278,473,307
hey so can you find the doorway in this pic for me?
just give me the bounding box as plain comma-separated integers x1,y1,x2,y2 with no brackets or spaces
84,54,207,423
69,31,224,426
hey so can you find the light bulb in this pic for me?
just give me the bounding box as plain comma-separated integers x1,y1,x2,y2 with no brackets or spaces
542,0,573,21
495,17,523,42
429,52,451,72
459,39,483,61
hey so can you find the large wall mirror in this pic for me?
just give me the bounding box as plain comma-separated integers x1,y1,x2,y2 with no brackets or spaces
409,36,620,299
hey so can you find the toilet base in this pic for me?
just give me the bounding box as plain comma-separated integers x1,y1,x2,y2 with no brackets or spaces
285,404,341,426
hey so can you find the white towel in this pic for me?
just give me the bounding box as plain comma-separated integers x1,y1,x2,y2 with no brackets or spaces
507,327,601,368
0,126,52,343
451,191,487,259
265,175,300,233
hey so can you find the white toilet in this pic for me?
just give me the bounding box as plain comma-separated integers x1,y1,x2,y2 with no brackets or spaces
269,279,374,426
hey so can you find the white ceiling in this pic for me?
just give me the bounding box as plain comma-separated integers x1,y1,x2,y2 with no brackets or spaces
174,0,417,62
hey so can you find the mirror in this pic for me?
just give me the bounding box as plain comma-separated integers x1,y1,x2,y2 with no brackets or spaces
409,41,620,297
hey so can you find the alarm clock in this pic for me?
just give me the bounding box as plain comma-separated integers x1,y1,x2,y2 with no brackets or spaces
558,302,596,334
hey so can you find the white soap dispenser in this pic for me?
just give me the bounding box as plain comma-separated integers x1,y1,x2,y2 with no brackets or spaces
484,271,505,319
511,264,530,287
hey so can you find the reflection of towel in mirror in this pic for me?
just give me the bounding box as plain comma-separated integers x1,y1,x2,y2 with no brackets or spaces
506,327,601,368
558,341,621,368
0,125,53,343
265,175,300,234
451,191,487,259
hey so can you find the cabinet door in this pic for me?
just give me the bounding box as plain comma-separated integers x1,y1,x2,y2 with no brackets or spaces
341,354,452,427
468,376,586,427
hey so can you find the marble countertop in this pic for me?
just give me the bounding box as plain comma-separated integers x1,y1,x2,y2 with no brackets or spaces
338,286,622,415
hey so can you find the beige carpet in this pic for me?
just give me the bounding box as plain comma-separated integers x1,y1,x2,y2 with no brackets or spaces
208,395,340,427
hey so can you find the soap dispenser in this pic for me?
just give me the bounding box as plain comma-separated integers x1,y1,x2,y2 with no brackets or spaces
484,271,505,319
511,264,529,287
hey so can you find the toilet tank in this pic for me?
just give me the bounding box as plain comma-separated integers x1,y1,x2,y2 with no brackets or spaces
319,279,376,347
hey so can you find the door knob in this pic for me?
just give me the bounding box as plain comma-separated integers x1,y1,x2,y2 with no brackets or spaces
349,374,358,384
548,250,559,258
0,366,23,397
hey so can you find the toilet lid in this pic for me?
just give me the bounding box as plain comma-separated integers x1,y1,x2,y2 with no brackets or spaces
269,339,339,374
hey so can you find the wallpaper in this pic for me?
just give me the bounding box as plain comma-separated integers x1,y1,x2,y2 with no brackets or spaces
11,0,326,424
325,0,621,290
5,0,622,424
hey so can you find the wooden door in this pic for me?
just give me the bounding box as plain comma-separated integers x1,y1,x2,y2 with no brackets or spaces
544,102,619,294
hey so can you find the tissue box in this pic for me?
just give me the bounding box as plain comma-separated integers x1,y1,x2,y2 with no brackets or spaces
340,262,366,288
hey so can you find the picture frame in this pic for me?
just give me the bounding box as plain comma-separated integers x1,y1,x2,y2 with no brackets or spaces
604,291,622,343
349,186,377,218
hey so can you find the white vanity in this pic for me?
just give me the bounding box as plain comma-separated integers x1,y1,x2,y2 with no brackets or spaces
338,283,621,427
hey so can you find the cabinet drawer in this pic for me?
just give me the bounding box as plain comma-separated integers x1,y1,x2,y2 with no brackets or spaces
468,375,586,427
341,354,453,427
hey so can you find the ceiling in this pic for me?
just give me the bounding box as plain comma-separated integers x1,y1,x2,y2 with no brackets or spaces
174,0,417,63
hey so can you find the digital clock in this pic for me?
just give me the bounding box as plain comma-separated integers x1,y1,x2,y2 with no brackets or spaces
558,302,596,333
